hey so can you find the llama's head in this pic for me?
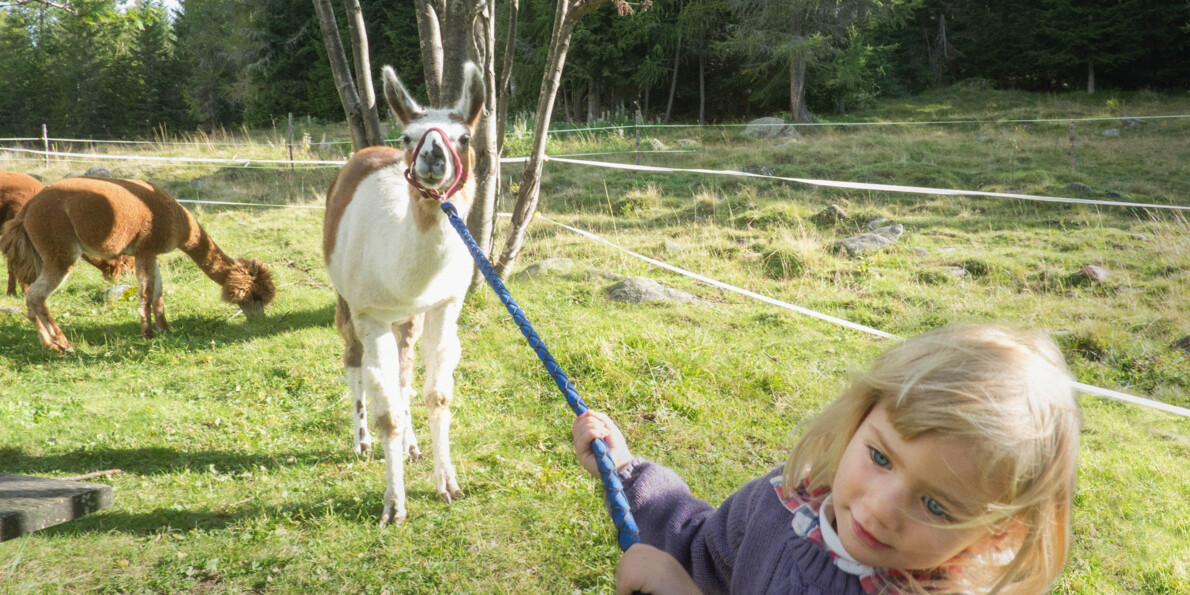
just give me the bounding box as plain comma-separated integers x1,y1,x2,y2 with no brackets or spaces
221,258,276,317
383,62,484,193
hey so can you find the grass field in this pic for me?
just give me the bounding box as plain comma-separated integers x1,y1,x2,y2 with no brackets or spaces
2,87,1189,593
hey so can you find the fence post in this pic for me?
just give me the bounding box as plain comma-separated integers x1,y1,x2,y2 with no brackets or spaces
1069,121,1076,170
634,104,642,166
42,124,49,167
287,113,295,172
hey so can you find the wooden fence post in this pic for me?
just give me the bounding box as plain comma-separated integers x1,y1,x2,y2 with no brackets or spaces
42,124,49,167
1069,121,1076,170
634,104,642,166
287,113,295,172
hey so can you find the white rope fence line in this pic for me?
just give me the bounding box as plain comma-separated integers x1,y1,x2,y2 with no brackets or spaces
175,199,325,209
6,111,1186,147
541,156,1190,212
532,213,1190,420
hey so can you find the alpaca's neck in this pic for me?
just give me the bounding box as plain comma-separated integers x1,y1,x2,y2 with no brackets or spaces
180,215,237,287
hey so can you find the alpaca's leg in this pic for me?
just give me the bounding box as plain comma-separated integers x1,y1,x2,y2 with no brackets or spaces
133,256,161,338
357,315,409,524
336,296,371,455
25,262,74,352
150,262,167,332
5,269,15,297
421,299,463,502
394,314,425,461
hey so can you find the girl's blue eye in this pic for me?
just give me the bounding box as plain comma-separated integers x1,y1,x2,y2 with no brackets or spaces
924,497,948,518
869,447,890,468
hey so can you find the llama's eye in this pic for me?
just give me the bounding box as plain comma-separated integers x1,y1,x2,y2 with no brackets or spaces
458,134,471,147
400,134,412,148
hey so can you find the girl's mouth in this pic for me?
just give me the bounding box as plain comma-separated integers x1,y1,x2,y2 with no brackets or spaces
851,517,891,550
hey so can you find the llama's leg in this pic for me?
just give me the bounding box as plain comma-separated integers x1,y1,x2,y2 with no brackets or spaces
5,269,15,297
133,256,160,338
25,262,75,352
421,300,463,502
335,296,371,455
356,315,409,524
394,314,425,461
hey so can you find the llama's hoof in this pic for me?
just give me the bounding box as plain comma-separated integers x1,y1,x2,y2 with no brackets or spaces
379,508,406,525
438,488,464,504
354,442,373,457
405,448,423,462
142,328,156,339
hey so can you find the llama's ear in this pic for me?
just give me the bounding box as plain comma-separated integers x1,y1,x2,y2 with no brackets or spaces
454,62,485,129
383,65,423,125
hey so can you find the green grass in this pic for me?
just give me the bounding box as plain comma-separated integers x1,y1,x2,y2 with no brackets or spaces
2,87,1189,593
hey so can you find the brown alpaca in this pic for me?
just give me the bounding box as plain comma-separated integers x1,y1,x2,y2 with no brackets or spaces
0,176,276,352
1,171,134,296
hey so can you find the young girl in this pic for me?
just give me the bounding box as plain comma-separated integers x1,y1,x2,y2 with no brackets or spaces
574,325,1081,594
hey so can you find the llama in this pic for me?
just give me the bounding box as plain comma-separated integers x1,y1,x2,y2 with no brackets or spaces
0,176,276,352
323,62,483,524
1,171,134,296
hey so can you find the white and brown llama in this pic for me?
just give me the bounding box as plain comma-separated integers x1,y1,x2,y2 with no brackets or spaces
0,176,276,352
323,62,483,523
1,171,134,297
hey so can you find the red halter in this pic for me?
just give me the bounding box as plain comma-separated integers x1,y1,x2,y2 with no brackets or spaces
403,127,468,203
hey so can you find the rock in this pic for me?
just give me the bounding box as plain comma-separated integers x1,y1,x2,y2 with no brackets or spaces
831,224,904,257
0,305,21,317
812,205,847,225
605,277,701,304
742,117,800,140
740,165,775,177
975,135,990,142
1130,234,1149,242
1121,117,1140,127
649,138,668,151
84,167,112,178
865,217,889,229
190,178,207,188
1068,265,1109,285
914,247,929,256
1101,129,1120,137
662,240,682,253
514,258,574,280
98,284,135,302
675,139,700,148
1065,182,1092,193
1105,190,1122,198
946,266,969,279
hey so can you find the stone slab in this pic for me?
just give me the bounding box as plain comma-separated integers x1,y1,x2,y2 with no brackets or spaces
0,473,113,541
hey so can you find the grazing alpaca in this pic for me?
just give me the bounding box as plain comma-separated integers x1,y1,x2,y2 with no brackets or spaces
0,177,276,352
323,62,483,523
1,172,134,296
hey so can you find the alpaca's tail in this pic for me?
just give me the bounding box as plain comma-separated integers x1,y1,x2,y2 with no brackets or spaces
0,215,41,287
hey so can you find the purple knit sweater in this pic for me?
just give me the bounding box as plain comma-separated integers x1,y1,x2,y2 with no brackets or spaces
618,459,868,595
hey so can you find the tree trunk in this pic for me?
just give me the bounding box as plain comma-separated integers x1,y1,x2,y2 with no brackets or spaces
440,1,471,100
414,0,444,104
342,0,383,146
313,0,368,150
496,0,519,154
467,0,501,290
664,32,681,124
698,53,705,125
587,77,599,122
1086,61,1095,94
495,0,607,279
790,56,812,124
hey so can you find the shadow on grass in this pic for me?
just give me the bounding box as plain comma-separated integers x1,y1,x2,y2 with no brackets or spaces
1,445,472,536
0,303,335,366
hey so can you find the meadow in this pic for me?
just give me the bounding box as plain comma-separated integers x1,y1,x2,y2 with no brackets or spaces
1,85,1189,593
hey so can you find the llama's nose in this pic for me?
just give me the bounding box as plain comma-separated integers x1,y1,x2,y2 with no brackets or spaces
427,141,447,177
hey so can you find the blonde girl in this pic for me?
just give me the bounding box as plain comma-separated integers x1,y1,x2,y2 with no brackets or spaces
574,325,1081,594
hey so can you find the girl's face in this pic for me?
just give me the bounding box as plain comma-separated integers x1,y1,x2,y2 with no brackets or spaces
831,403,999,570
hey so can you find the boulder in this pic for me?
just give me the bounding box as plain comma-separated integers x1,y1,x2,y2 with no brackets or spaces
831,224,904,257
605,277,701,304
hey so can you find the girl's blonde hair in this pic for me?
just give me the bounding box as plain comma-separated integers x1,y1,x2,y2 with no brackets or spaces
783,325,1080,594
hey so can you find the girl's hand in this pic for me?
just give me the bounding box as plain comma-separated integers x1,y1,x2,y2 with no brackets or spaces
616,544,700,595
572,410,633,477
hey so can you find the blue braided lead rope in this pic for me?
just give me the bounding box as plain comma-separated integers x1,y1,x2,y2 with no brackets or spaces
440,202,641,552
